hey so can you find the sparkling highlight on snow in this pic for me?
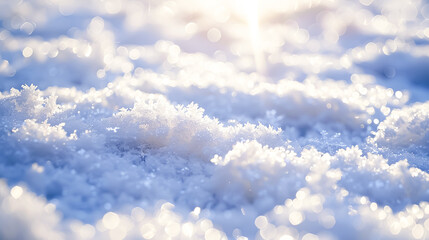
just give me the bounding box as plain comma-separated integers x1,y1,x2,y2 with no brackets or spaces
1,0,429,239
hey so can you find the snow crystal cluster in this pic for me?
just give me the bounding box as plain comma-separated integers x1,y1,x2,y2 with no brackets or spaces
1,0,429,239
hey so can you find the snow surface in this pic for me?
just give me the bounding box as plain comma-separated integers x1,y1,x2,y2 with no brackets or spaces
1,0,429,239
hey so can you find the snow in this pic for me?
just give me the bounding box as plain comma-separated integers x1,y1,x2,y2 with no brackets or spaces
370,102,429,152
1,0,429,239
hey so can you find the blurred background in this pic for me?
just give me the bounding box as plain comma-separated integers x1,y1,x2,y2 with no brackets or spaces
1,0,429,101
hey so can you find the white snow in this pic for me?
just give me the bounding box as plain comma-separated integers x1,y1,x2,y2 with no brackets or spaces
1,0,429,239
370,102,429,152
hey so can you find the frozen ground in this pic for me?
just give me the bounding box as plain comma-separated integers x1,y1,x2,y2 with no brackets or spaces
1,0,429,239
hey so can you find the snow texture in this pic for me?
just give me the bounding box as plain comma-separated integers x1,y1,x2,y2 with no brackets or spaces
1,0,429,239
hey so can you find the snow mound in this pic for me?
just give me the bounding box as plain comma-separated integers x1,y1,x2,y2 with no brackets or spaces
105,97,283,159
370,102,429,153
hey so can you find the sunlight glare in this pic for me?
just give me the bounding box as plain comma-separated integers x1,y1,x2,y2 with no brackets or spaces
237,0,266,74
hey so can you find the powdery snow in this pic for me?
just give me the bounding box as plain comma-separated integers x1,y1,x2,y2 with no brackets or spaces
1,0,429,239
